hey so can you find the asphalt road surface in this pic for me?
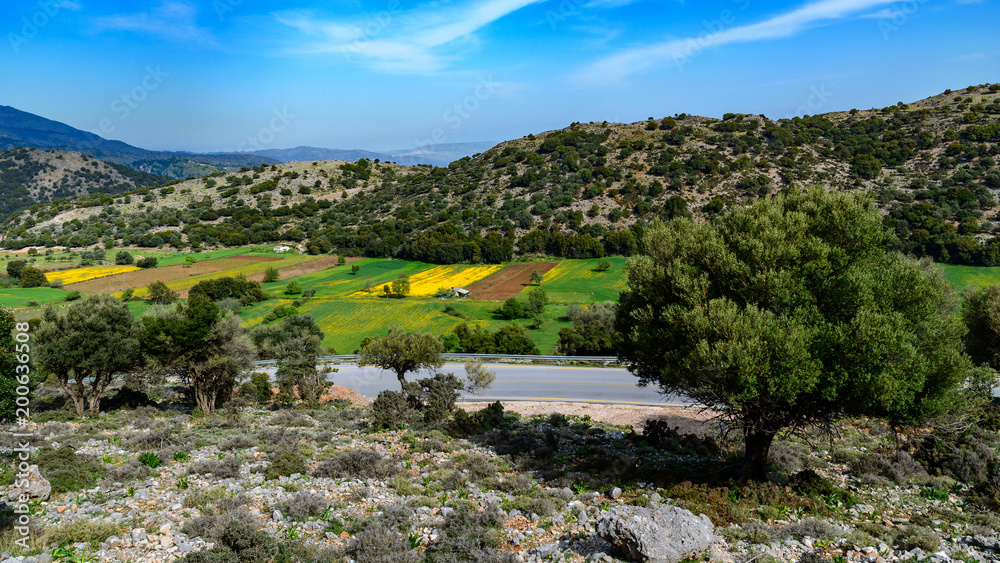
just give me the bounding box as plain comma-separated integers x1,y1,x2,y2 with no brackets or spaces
258,363,692,407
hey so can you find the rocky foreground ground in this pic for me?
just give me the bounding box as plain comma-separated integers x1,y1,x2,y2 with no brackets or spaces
3,398,1000,563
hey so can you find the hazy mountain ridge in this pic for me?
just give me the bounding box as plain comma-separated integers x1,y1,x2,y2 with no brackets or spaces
0,147,170,218
0,105,280,179
248,141,496,167
2,84,998,265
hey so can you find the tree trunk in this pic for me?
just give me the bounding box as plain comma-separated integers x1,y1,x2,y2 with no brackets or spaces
61,379,86,418
195,389,216,415
736,430,776,483
87,394,102,417
397,370,407,391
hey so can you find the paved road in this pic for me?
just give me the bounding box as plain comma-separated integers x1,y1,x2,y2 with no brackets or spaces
258,363,692,407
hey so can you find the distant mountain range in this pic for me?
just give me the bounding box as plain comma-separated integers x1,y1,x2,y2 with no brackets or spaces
0,106,496,178
249,142,497,168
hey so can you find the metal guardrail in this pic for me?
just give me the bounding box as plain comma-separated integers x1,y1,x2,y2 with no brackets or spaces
251,354,619,367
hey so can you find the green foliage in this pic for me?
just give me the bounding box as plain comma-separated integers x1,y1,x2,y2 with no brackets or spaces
452,322,539,355
34,445,105,493
44,520,120,548
358,326,444,387
136,257,158,268
35,295,143,417
285,280,302,295
141,294,253,414
558,302,618,356
147,281,178,304
6,260,25,278
449,401,506,436
617,188,973,481
265,450,307,480
263,266,280,283
963,284,1000,370
497,297,525,320
19,266,47,288
369,390,414,430
114,251,134,265
390,272,411,298
0,308,24,423
138,452,163,468
240,372,274,405
189,276,269,304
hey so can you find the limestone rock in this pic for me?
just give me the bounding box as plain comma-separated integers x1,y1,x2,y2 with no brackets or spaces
596,504,717,563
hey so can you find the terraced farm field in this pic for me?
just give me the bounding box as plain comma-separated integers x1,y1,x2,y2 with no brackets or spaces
132,254,320,297
521,257,629,303
261,259,434,298
45,265,141,285
941,264,1000,293
395,264,504,297
0,287,70,308
242,296,571,354
467,262,560,300
66,259,249,294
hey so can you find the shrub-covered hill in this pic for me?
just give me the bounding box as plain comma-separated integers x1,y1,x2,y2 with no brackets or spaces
2,84,999,264
0,147,170,218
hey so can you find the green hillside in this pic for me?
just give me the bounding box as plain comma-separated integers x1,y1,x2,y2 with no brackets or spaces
2,84,998,271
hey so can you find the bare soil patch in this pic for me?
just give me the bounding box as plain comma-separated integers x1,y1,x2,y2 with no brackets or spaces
243,255,362,282
64,260,242,294
231,255,282,261
467,262,560,301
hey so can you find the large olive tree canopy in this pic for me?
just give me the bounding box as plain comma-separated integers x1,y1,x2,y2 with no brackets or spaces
615,188,972,481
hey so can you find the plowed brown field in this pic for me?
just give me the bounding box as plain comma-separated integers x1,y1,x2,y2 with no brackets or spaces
243,255,363,282
65,257,274,294
466,262,560,301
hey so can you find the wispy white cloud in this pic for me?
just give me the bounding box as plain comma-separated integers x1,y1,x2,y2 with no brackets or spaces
94,1,214,44
275,0,544,73
577,0,899,85
56,1,82,10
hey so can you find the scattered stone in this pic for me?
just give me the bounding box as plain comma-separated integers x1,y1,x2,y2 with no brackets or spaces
596,504,717,563
6,465,51,501
608,487,622,500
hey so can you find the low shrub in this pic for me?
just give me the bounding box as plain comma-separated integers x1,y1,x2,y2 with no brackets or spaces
424,504,517,563
312,450,401,480
274,491,328,521
34,445,105,493
849,451,926,484
182,487,230,509
896,525,941,552
641,419,720,457
43,519,119,547
791,470,854,507
189,458,241,479
255,427,301,452
449,401,506,436
219,435,255,451
369,390,414,431
343,522,420,563
265,450,307,480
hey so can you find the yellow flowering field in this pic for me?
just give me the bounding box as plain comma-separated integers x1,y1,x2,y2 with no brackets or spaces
45,265,141,285
353,264,504,297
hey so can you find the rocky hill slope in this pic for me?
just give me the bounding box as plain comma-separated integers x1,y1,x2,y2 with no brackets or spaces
2,84,998,265
0,147,169,218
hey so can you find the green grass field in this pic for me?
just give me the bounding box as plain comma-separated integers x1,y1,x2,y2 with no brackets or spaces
520,257,629,304
261,259,435,298
941,264,1000,293
0,287,70,308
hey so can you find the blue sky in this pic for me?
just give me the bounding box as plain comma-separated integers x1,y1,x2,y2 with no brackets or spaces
2,0,997,153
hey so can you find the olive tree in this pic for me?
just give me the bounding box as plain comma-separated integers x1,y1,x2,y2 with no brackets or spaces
35,295,143,417
252,314,334,408
141,294,253,414
615,188,972,482
963,284,1000,370
357,326,444,389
